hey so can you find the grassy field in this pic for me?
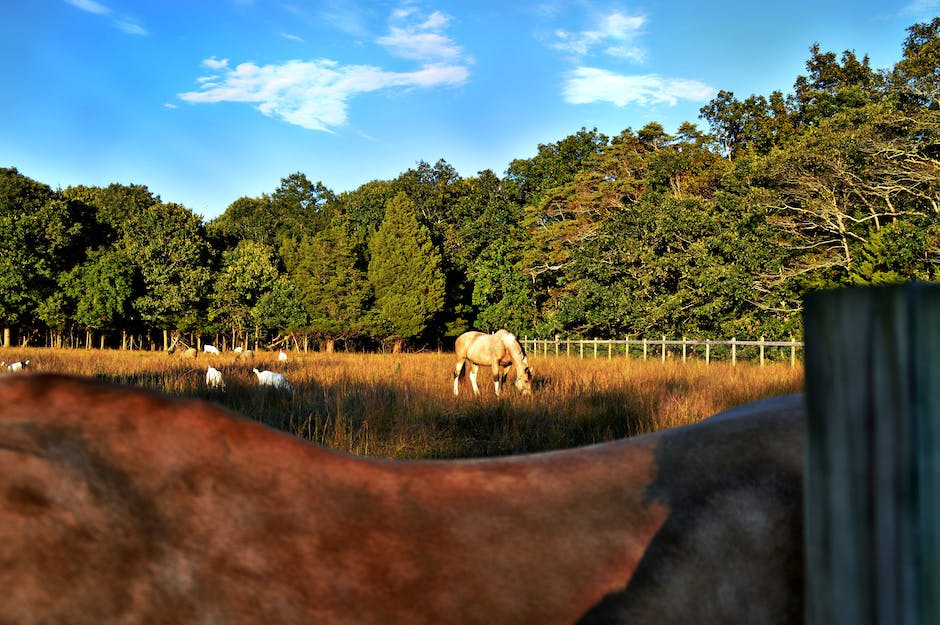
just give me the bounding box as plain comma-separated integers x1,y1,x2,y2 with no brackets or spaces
0,347,803,460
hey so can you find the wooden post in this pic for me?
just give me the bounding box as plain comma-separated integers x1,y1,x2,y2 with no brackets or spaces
705,341,710,365
661,335,666,363
642,339,648,361
682,337,687,362
790,336,796,368
731,337,737,366
625,336,630,360
804,284,940,625
760,335,765,366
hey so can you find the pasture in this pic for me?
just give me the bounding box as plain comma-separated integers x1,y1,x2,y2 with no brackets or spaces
0,347,803,459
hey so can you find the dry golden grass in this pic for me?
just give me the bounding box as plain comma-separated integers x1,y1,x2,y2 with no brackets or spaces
0,347,803,459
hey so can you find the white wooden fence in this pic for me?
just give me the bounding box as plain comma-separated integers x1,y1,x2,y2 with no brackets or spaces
520,336,803,367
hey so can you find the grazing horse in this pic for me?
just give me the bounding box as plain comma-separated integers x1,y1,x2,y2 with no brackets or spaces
454,329,533,396
0,374,804,625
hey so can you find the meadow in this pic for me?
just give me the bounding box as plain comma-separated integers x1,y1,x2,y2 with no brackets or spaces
0,347,803,460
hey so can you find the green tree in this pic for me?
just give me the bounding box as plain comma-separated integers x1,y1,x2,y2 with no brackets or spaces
368,192,445,350
891,18,940,109
65,248,137,334
270,172,335,241
287,221,372,350
122,202,211,346
0,168,84,344
209,240,280,346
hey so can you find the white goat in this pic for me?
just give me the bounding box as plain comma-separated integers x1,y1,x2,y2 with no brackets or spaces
206,366,224,391
6,360,29,372
203,345,220,355
234,347,243,354
278,350,288,362
252,368,292,393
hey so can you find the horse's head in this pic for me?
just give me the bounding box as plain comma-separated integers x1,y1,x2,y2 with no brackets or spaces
515,367,533,395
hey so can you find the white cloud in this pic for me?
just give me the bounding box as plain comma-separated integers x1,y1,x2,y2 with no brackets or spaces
64,0,149,36
64,0,111,15
551,11,646,62
562,67,715,107
202,57,229,70
178,58,469,132
378,9,464,62
280,32,304,42
115,19,148,36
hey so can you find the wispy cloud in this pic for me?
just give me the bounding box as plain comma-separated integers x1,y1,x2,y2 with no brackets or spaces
280,32,304,42
551,11,646,62
377,8,465,62
115,19,148,36
180,6,473,132
562,67,715,107
543,7,714,109
64,0,148,35
64,0,110,15
901,0,939,13
178,57,469,132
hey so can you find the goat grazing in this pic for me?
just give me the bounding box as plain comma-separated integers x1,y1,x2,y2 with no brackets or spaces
205,366,224,391
203,345,220,355
5,360,29,372
252,368,292,392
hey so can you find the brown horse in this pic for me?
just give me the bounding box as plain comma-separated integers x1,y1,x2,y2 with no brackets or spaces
454,329,533,396
0,374,804,625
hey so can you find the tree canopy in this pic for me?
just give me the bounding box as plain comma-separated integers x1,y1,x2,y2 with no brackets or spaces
1,20,938,349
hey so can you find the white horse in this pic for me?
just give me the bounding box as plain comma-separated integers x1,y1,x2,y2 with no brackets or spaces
454,329,532,396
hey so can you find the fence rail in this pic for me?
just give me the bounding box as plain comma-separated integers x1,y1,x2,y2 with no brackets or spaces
520,336,804,367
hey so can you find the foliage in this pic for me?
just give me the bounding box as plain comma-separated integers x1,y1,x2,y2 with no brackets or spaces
368,192,446,346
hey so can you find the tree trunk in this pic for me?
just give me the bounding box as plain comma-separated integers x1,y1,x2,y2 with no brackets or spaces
325,338,335,353
392,339,403,354
2,327,8,348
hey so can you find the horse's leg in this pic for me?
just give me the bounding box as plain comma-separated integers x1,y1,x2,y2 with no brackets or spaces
453,360,464,396
492,363,502,396
469,364,481,396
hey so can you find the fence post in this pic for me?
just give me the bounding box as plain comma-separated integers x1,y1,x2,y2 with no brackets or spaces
661,335,667,363
804,284,940,625
760,335,765,366
790,335,796,368
593,338,598,359
731,337,737,365
625,336,630,359
643,339,648,361
705,341,710,365
682,336,687,362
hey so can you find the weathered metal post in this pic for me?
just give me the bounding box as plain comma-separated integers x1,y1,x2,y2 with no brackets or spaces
804,284,940,625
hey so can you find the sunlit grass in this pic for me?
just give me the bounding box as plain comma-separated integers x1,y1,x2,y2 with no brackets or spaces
0,347,803,459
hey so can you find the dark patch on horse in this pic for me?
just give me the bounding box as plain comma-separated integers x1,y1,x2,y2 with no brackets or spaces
577,401,804,625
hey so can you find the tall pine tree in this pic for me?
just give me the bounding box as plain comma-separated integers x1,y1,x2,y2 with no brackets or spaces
368,192,445,351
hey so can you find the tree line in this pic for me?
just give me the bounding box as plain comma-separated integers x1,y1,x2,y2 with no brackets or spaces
2,19,938,352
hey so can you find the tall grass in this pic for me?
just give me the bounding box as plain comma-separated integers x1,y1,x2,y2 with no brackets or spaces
0,347,803,459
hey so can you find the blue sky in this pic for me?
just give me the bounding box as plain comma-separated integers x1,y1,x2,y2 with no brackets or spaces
1,1,936,220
